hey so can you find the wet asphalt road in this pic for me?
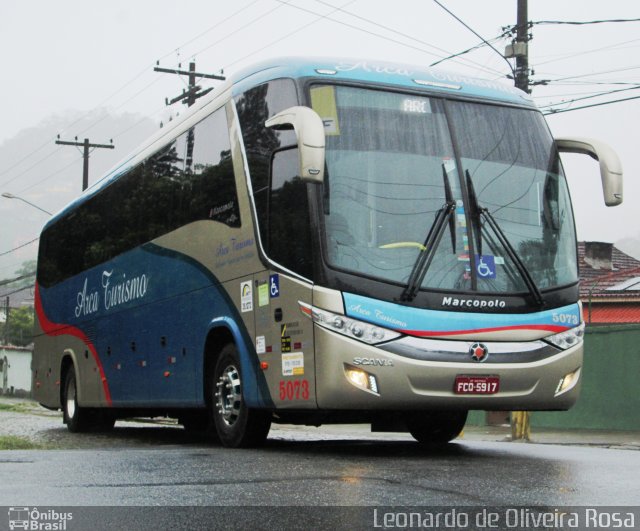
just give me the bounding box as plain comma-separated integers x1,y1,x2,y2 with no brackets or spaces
2,404,640,529
2,426,639,506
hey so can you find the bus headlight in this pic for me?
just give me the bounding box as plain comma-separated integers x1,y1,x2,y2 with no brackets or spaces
544,322,585,350
299,302,401,345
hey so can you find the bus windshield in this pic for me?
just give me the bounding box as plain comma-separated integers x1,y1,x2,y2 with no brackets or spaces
312,84,578,295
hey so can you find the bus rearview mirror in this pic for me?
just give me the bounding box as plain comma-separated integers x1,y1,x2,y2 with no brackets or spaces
265,106,325,183
556,137,623,206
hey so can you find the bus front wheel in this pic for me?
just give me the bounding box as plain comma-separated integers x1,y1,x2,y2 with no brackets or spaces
406,410,468,444
211,343,271,448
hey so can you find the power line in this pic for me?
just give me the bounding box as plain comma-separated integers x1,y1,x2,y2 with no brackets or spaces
430,33,507,67
535,64,640,85
0,2,264,190
225,0,359,71
191,1,293,59
0,238,39,259
17,157,81,195
535,37,640,67
537,85,640,110
306,0,506,76
158,0,263,65
532,18,640,26
432,0,516,79
544,93,640,115
0,272,36,288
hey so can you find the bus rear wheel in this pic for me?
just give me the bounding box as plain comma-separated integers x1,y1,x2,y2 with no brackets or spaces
62,367,115,432
211,343,271,448
406,410,468,445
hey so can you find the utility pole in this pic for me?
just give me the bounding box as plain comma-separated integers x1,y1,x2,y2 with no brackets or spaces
506,0,533,441
505,0,531,94
55,137,114,191
154,61,225,169
3,297,9,345
154,61,225,108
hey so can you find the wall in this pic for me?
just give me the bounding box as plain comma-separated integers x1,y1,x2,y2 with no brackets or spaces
531,324,640,431
467,325,640,431
0,346,32,396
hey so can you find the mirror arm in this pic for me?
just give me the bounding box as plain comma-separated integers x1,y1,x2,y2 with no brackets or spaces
556,136,623,206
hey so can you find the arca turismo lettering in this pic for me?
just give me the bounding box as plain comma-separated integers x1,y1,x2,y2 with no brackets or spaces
442,296,506,309
334,61,413,77
74,270,149,317
102,270,149,311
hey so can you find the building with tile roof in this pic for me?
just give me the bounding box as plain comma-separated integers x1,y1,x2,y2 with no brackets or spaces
579,242,640,324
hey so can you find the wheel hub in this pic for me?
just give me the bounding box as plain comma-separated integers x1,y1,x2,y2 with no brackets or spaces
66,378,76,419
215,364,242,427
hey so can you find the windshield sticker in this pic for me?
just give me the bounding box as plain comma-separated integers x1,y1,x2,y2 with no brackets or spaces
476,255,497,279
443,158,456,174
310,86,340,136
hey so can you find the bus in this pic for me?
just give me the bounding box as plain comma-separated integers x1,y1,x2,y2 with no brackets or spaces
33,57,623,448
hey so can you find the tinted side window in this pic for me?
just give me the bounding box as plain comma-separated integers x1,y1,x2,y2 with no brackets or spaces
188,108,239,227
269,148,313,279
38,106,238,287
235,79,298,247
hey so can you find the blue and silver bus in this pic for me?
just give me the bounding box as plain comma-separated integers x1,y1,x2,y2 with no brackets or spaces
33,57,623,447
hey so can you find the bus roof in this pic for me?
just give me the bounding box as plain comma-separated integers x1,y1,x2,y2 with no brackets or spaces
44,57,534,230
230,56,534,107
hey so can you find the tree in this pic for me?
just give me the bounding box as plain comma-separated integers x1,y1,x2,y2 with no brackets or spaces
2,306,34,346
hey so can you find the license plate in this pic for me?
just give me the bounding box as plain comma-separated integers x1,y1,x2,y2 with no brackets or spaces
454,375,500,395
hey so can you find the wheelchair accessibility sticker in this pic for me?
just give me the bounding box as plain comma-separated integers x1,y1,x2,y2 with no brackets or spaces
475,255,497,279
269,274,280,298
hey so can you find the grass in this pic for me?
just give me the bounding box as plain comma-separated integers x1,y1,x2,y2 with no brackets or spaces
0,435,41,450
0,402,33,413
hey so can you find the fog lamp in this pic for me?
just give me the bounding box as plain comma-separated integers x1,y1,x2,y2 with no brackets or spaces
344,365,379,395
555,368,581,396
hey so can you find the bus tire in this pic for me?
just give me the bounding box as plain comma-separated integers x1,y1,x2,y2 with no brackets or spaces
62,367,93,433
211,343,271,448
179,411,212,438
62,366,115,432
406,410,468,445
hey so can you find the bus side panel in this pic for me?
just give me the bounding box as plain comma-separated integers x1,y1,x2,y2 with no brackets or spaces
35,240,263,408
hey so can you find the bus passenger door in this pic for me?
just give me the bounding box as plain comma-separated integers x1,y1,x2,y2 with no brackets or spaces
252,271,316,409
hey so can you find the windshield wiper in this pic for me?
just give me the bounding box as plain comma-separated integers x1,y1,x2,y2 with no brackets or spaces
465,170,544,307
442,163,457,251
400,200,456,302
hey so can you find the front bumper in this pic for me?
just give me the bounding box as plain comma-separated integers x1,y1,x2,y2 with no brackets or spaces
314,325,582,411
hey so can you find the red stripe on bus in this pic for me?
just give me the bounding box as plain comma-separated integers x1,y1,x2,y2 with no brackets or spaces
34,284,112,405
402,324,568,338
